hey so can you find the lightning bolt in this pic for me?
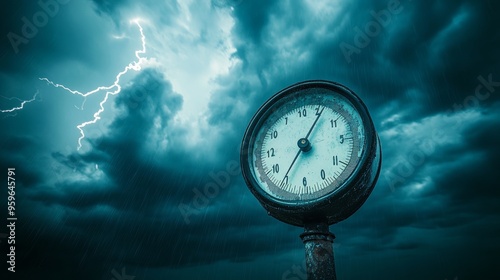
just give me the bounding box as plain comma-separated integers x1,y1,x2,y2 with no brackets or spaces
40,19,147,150
1,90,39,115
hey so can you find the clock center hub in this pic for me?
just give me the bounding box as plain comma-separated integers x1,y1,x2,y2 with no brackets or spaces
297,138,312,152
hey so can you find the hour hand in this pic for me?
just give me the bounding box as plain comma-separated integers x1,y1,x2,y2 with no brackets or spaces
281,149,302,186
305,106,325,140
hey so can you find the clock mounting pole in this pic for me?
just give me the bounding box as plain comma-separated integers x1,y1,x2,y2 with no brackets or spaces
300,223,337,280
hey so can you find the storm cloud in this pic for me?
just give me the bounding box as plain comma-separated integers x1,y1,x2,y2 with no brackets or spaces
1,0,499,279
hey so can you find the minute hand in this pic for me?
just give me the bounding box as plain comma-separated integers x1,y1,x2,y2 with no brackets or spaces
305,106,325,139
280,106,325,187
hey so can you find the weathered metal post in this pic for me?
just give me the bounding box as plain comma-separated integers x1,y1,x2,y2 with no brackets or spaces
300,223,337,280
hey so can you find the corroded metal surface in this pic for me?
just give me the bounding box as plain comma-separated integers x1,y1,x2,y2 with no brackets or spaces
300,223,336,280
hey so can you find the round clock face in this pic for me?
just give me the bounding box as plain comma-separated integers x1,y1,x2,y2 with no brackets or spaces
241,80,381,226
248,86,366,202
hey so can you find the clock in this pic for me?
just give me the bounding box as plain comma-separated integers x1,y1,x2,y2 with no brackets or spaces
240,80,381,226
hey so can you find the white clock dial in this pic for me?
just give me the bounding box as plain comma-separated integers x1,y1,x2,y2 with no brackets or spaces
250,91,365,201
241,80,381,226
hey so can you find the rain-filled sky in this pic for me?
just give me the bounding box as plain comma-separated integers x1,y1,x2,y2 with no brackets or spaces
1,0,499,279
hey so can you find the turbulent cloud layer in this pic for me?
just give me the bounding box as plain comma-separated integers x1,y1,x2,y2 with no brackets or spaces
1,0,499,279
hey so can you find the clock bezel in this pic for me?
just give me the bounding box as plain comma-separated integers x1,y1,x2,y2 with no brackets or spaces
240,80,381,226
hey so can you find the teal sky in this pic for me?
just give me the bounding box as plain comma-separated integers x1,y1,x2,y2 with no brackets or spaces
1,0,499,279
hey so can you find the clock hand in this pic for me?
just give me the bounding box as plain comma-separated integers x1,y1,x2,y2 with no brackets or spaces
280,148,301,187
280,106,325,187
304,106,325,140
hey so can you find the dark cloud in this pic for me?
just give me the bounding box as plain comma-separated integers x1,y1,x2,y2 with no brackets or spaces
232,0,277,44
91,0,130,16
6,68,300,279
212,1,500,278
1,0,500,279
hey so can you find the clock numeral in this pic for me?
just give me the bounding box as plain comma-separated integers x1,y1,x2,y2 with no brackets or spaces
332,155,339,166
315,106,321,116
272,164,279,174
320,169,326,180
340,134,344,144
270,130,278,139
267,148,275,157
298,108,307,118
285,117,288,125
330,119,337,128
302,177,307,187
281,176,289,187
